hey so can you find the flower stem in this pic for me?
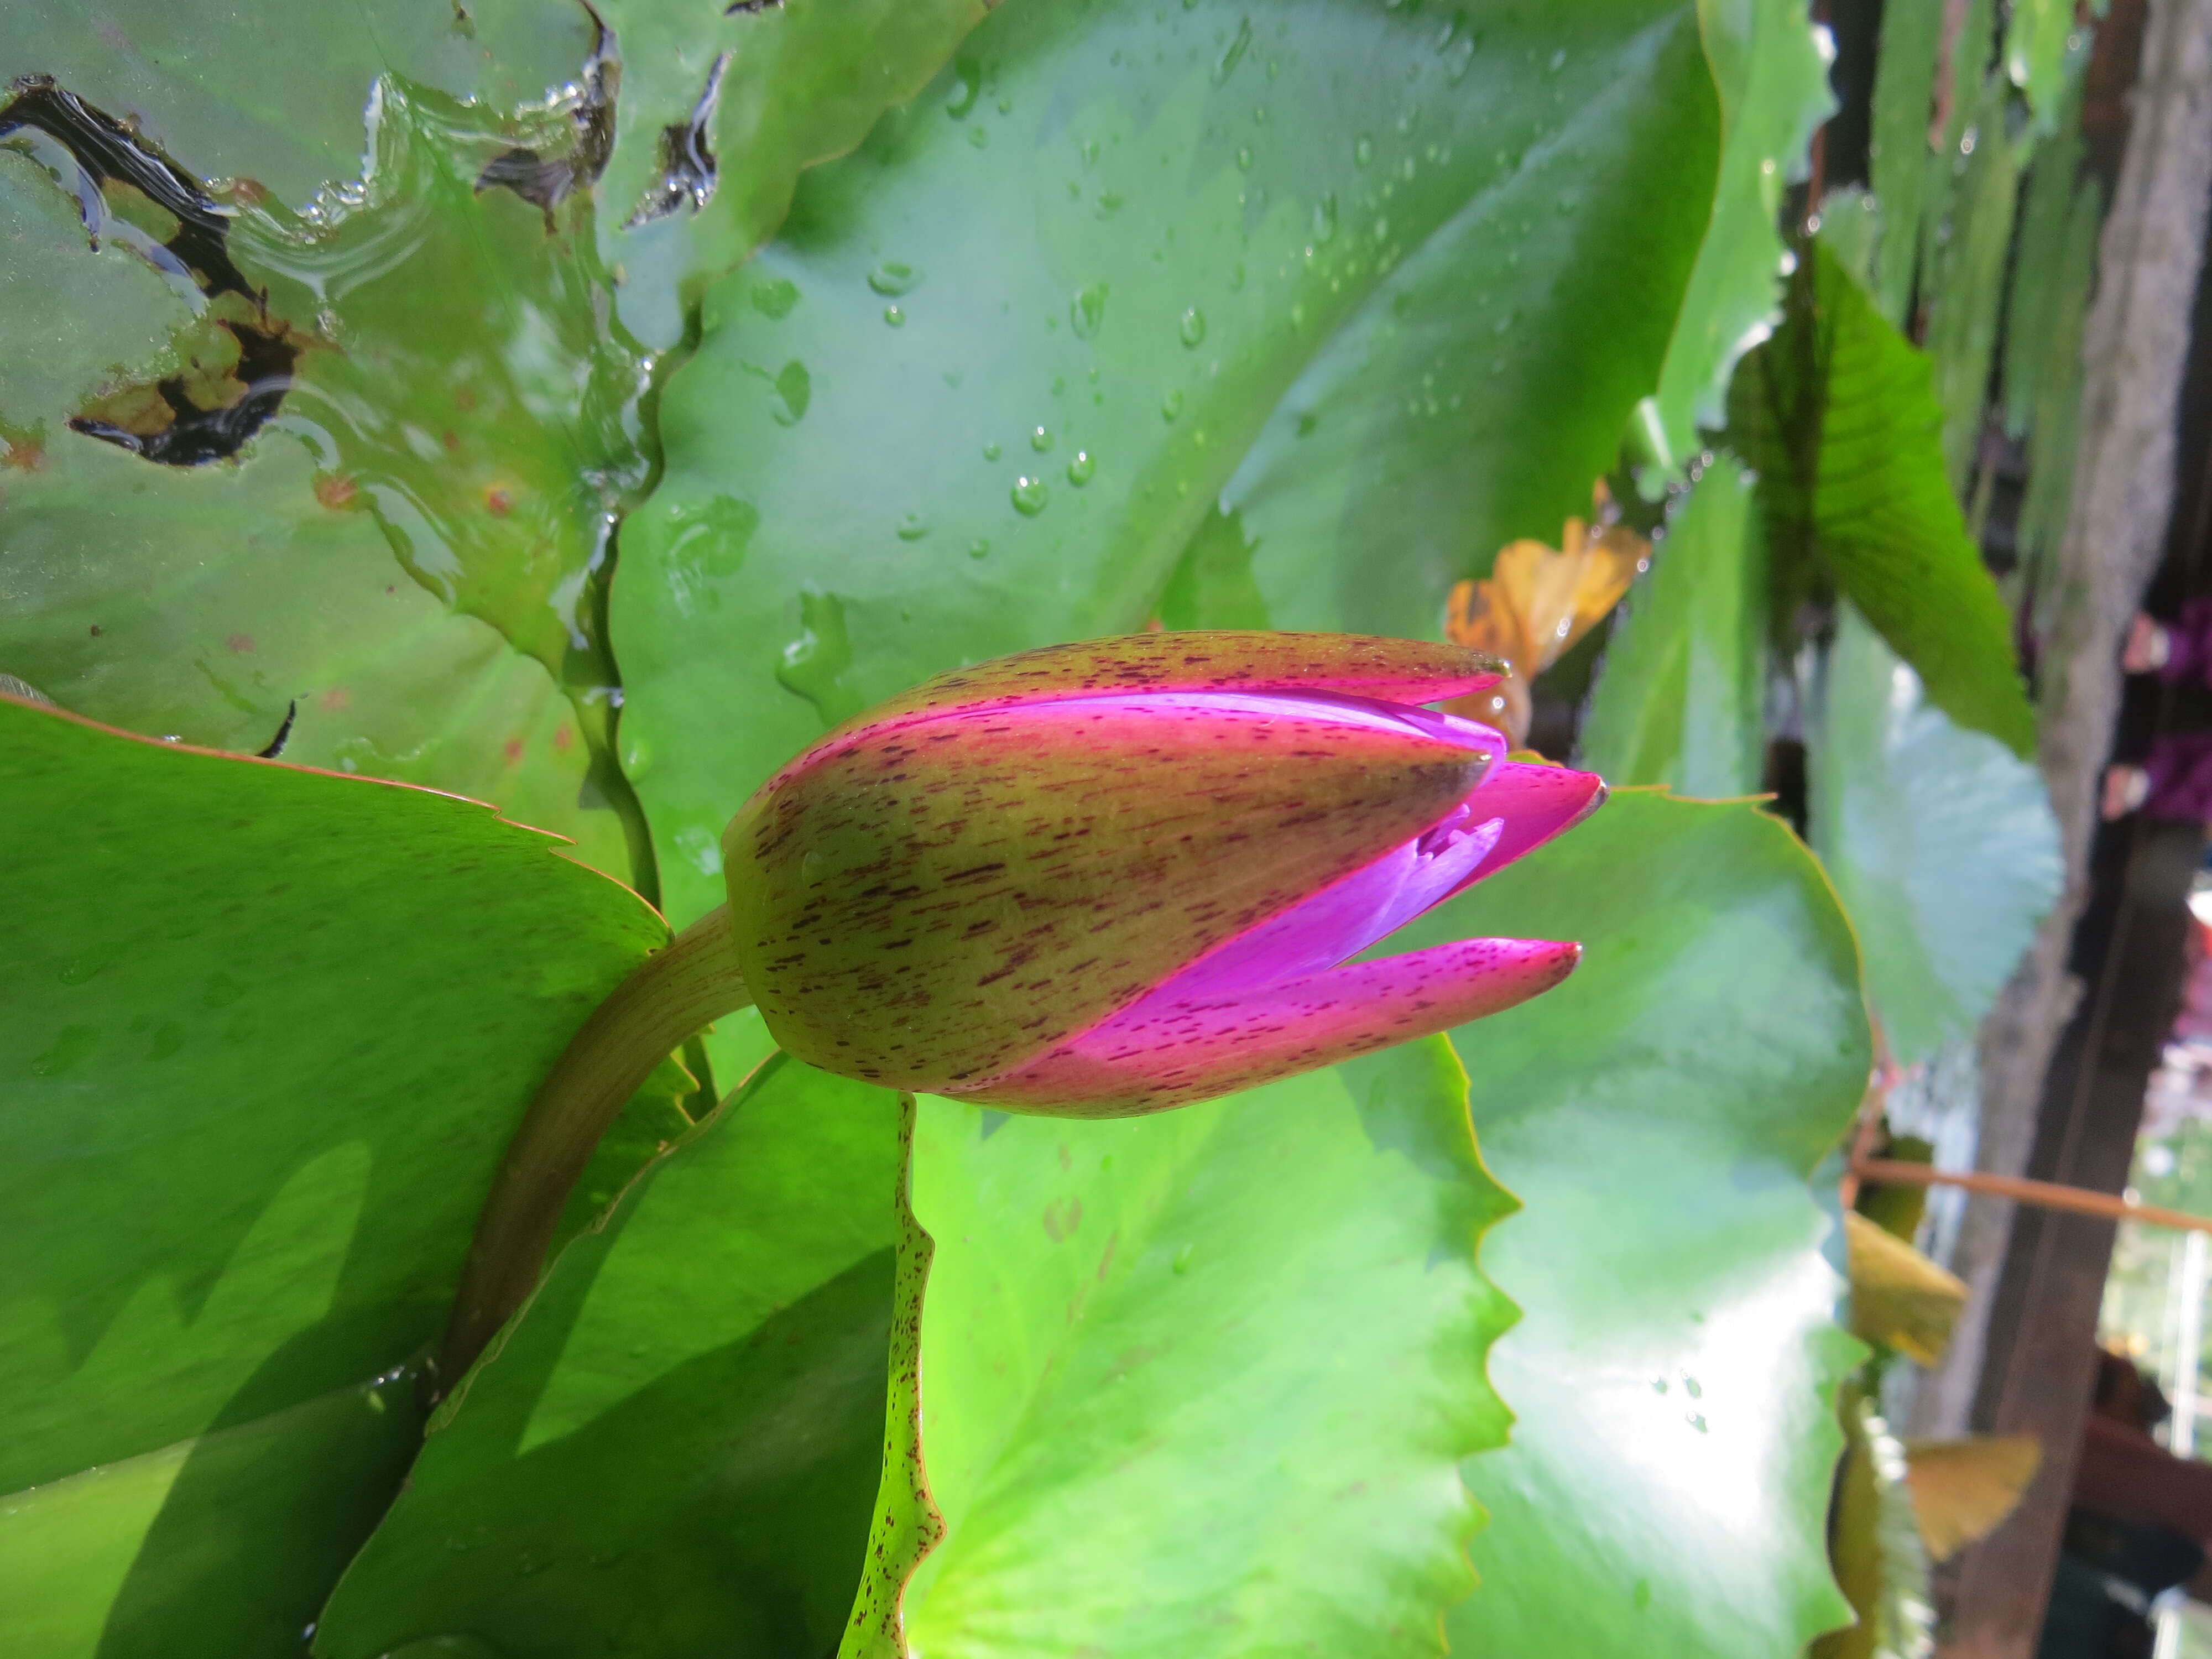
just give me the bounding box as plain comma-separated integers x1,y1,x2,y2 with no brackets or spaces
437,902,752,1389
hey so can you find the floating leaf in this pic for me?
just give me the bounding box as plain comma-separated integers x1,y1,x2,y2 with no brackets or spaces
6,0,990,347
0,69,650,881
1811,605,2060,1063
0,1374,423,1659
616,0,1741,946
1381,790,1870,1658
847,1039,1515,1659
556,0,993,346
314,1057,904,1659
0,696,664,1650
1637,0,1833,469
1577,452,1767,796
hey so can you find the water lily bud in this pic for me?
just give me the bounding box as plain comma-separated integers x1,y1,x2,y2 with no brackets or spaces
722,631,1602,1115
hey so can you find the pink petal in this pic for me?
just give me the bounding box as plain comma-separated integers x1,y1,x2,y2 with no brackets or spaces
769,633,1507,785
1453,760,1608,894
958,936,1581,1116
1123,722,1603,1001
1162,812,1505,998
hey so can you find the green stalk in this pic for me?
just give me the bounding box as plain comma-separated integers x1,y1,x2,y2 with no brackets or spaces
437,902,752,1389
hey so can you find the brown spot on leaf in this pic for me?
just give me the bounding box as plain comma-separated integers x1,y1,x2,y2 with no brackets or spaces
1042,1197,1082,1242
1,419,46,470
485,487,513,517
226,633,255,654
313,471,358,509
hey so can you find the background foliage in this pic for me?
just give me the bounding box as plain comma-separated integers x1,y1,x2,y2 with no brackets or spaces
0,0,2100,1651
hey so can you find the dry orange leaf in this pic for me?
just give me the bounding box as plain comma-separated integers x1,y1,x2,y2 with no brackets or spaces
1444,484,1648,743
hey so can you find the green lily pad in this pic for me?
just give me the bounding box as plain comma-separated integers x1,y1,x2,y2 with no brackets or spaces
5,0,989,328
1639,0,1832,473
0,696,665,1647
465,0,994,347
1577,451,1768,797
3,0,994,885
613,0,1741,937
0,150,181,430
2,4,568,210
1383,789,1870,1657
849,1037,1515,1658
1810,605,2060,1066
313,1055,904,1659
0,427,637,879
0,1374,422,1659
0,72,651,883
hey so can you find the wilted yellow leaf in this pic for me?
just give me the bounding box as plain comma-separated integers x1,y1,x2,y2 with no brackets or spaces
1900,1435,2042,1563
1845,1209,1966,1367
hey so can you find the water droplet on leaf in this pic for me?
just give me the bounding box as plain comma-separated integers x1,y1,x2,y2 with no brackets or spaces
945,63,982,118
1011,476,1050,515
1071,283,1108,338
1067,449,1095,484
867,262,922,296
775,591,862,725
1180,306,1208,347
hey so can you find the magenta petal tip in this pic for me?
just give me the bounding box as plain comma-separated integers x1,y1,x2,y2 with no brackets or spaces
958,934,1582,1117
